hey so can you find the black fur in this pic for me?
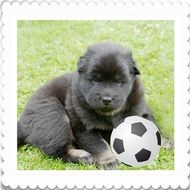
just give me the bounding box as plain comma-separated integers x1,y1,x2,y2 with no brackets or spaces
17,42,159,167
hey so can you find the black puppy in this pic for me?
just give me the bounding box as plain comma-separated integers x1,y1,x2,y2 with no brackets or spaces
17,42,170,168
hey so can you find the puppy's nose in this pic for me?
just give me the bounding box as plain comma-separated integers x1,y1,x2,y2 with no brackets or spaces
101,96,112,105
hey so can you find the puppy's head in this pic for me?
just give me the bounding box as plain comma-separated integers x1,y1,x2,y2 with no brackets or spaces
77,42,140,115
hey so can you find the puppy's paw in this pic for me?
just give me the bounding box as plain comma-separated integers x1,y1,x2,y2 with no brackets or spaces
95,150,119,170
98,159,120,170
161,136,173,149
78,151,95,164
67,148,95,164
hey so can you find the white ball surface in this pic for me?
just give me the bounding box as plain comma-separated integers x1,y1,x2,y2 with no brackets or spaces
110,116,161,167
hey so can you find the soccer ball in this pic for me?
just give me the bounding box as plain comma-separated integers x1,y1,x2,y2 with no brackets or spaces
110,116,161,167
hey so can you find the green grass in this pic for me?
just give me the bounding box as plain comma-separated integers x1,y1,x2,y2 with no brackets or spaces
17,20,174,170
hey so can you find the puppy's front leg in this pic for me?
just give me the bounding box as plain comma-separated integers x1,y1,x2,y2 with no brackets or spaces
75,130,118,169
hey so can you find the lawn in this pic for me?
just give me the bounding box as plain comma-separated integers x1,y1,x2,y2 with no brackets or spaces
17,20,174,170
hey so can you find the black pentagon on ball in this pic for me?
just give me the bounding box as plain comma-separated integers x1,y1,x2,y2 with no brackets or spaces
135,148,151,162
113,138,125,154
131,122,147,137
156,131,161,145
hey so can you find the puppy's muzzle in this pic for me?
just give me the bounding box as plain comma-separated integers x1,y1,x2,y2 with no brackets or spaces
101,96,112,105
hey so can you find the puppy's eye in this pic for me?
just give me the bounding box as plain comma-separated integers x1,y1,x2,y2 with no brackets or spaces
114,79,122,85
93,78,102,83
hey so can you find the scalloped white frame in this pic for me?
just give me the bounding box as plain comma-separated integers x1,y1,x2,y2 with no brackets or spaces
1,1,190,189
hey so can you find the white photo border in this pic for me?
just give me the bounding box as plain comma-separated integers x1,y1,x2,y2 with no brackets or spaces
1,0,190,189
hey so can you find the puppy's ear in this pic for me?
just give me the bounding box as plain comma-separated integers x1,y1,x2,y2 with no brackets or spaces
128,55,140,75
77,56,86,73
125,49,140,75
131,61,141,75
